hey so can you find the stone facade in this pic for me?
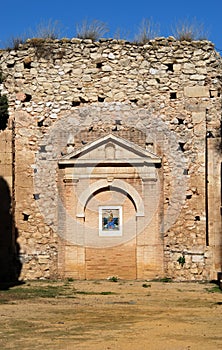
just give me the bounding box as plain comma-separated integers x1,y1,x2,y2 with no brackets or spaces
0,37,221,281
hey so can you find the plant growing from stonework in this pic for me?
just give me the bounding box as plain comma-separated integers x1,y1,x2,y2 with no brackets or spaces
29,38,55,59
75,19,109,41
113,28,131,41
107,276,119,282
32,19,62,39
4,36,26,50
134,18,160,44
177,255,186,267
172,18,208,41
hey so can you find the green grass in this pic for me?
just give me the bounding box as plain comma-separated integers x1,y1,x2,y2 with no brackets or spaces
0,285,66,301
0,281,117,303
107,276,119,282
206,285,222,293
0,298,9,304
76,290,115,295
150,277,172,283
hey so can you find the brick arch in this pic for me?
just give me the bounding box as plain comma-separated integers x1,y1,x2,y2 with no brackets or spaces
76,179,144,218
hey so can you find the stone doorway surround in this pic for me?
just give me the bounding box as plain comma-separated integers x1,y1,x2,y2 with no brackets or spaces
58,134,163,279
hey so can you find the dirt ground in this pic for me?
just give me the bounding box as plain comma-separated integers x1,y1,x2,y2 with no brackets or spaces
0,279,222,350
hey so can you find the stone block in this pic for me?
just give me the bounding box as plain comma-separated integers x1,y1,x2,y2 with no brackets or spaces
190,74,206,81
38,255,50,264
184,86,209,98
102,65,112,72
194,123,206,137
192,255,204,263
192,111,205,124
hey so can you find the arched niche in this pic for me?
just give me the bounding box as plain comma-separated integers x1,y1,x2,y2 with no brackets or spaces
76,179,144,218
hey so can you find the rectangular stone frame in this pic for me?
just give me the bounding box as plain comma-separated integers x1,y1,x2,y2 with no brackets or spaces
99,206,122,237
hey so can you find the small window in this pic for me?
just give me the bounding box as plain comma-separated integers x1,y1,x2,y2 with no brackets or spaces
170,92,177,99
23,213,29,221
96,62,103,69
24,94,32,102
33,193,40,200
166,63,174,72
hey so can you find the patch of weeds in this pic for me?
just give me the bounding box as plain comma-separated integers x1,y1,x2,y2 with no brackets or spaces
151,277,172,283
30,287,60,298
177,255,186,267
142,283,151,288
75,291,97,295
111,300,136,305
113,28,131,41
29,38,66,60
63,277,75,286
107,276,119,282
33,19,62,40
19,285,65,298
5,36,26,50
0,284,66,300
29,38,53,59
172,18,208,41
161,277,172,283
73,290,116,295
75,290,115,296
76,19,109,41
0,299,9,304
66,295,77,299
134,18,160,44
206,285,222,294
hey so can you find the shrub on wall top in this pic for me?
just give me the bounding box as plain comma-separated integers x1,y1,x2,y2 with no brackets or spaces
134,18,160,44
76,19,109,41
172,18,208,41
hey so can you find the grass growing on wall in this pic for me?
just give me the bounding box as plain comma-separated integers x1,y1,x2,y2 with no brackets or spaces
76,19,109,41
172,18,208,41
0,17,210,50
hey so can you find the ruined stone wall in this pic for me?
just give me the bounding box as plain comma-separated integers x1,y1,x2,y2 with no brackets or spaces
0,37,221,281
0,131,12,188
0,129,15,280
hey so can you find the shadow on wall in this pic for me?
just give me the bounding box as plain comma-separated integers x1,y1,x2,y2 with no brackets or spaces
0,176,22,288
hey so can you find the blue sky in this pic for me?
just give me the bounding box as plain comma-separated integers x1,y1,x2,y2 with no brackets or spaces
1,0,222,53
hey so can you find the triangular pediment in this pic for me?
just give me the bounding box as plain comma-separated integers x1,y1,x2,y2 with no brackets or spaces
58,134,161,165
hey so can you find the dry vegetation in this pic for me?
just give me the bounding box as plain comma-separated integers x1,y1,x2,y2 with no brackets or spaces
0,280,222,349
1,17,210,50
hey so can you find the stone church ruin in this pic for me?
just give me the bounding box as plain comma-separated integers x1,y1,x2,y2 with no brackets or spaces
0,37,221,281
